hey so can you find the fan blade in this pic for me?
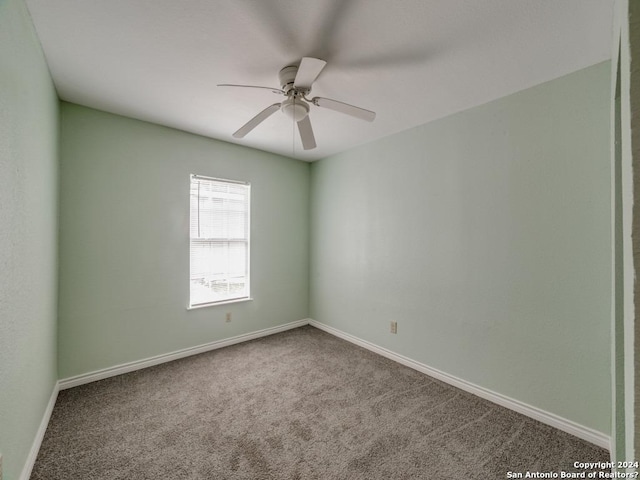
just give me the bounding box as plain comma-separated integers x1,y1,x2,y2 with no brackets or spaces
312,97,376,122
233,103,281,138
297,116,316,150
293,57,327,90
218,84,284,95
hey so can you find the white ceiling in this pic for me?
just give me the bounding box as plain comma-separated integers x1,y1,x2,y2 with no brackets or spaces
25,0,615,161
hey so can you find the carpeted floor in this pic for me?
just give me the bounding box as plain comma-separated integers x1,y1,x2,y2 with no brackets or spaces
31,326,609,479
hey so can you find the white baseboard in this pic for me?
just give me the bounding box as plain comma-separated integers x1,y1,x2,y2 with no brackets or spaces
20,382,59,480
309,319,611,451
59,319,310,390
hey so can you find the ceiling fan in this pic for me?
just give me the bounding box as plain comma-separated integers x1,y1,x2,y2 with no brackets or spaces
218,57,376,150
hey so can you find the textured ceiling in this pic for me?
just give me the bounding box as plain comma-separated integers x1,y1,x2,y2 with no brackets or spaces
25,0,615,161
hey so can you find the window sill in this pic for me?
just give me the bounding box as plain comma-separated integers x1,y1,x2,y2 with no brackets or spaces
187,297,253,310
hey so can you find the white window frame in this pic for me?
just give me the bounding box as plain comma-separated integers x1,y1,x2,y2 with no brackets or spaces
188,174,251,309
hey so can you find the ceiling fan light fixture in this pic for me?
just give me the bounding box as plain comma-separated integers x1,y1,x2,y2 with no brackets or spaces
280,98,309,121
220,57,376,150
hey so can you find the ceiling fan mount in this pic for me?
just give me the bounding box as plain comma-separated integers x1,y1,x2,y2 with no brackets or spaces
218,57,376,151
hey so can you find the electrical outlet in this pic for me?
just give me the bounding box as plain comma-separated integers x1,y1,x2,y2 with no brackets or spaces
225,312,232,323
390,321,397,334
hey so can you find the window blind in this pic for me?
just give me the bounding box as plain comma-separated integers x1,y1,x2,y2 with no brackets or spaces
189,175,250,307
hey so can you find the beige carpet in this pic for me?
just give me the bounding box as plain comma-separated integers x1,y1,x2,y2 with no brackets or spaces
31,326,609,479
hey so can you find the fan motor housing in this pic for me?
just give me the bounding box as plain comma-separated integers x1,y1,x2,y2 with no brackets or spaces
279,65,298,94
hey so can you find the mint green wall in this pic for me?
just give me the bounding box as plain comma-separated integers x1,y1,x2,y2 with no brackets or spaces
310,62,612,434
0,0,59,478
58,103,309,378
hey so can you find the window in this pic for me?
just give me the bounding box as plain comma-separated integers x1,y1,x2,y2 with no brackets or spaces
189,174,250,308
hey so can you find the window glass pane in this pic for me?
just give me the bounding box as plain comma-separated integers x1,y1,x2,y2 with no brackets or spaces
189,175,250,307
